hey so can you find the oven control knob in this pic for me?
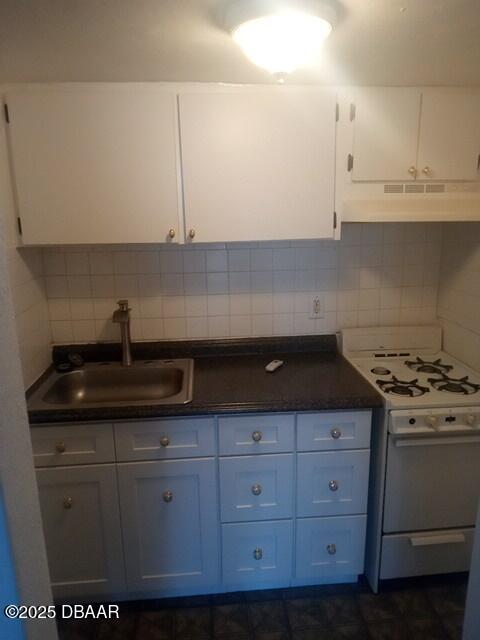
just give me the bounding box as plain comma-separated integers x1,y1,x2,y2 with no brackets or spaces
466,414,476,427
425,415,438,429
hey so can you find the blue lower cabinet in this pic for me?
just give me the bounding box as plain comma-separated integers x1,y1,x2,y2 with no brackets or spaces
222,520,293,589
219,454,294,522
297,450,370,517
118,458,220,595
295,515,367,583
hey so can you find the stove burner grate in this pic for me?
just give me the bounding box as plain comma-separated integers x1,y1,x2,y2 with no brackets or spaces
376,376,430,397
405,357,453,375
428,374,480,395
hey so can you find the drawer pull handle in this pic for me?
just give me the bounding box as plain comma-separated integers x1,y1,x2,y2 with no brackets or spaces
252,431,263,442
409,533,465,547
63,497,73,510
253,548,263,560
251,483,262,496
163,490,173,503
328,480,339,492
160,436,170,447
326,543,337,555
55,441,66,453
330,428,342,440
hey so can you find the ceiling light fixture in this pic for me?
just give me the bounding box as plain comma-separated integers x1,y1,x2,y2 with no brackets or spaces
224,0,337,80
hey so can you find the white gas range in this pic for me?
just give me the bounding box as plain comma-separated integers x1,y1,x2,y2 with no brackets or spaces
342,325,480,591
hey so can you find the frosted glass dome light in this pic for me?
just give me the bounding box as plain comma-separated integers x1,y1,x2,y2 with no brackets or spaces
225,0,337,77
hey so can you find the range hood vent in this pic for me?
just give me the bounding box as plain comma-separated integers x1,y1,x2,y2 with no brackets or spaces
342,192,480,223
383,183,446,195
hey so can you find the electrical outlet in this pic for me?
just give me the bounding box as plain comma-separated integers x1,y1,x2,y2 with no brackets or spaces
309,294,325,319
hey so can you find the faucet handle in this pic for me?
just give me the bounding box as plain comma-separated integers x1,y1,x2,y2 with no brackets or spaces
117,299,130,311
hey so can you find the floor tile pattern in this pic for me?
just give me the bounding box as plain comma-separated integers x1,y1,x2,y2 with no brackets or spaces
57,574,468,640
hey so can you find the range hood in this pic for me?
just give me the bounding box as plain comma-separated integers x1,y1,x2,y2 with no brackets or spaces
342,192,480,223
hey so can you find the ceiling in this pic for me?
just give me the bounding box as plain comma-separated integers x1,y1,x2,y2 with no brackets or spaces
1,0,480,85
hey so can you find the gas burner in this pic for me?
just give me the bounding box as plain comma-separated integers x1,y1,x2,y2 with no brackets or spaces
371,367,391,376
428,374,480,395
405,357,453,375
376,376,430,397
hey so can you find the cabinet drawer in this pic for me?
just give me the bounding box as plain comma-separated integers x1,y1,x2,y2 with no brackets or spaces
114,418,216,461
296,515,367,581
31,424,115,467
219,454,293,522
219,414,294,455
297,450,370,517
297,411,371,451
380,528,474,580
222,520,293,589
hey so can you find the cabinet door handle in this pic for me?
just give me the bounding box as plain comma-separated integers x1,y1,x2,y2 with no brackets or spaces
163,490,173,503
422,166,432,176
330,428,342,440
55,441,66,453
408,166,417,177
326,543,337,555
168,228,176,239
253,548,263,560
328,480,339,492
252,431,263,442
160,436,170,447
188,229,196,239
63,497,73,510
251,483,262,496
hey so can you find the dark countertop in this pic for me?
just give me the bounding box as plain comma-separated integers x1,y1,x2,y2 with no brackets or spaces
28,335,383,425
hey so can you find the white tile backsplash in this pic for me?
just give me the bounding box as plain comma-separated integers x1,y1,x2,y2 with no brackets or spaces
437,222,480,371
38,222,443,344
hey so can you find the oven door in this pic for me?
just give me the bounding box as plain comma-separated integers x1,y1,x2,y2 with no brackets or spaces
383,434,480,533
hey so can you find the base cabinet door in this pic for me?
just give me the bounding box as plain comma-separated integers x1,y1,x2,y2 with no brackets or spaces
295,515,367,583
36,465,126,599
118,458,220,595
222,520,293,590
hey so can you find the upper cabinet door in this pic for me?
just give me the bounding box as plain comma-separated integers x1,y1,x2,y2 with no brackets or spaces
179,89,337,243
417,91,480,181
6,87,181,245
352,88,421,182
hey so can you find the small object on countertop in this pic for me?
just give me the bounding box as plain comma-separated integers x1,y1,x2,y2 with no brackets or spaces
265,359,284,373
68,353,85,368
55,362,74,373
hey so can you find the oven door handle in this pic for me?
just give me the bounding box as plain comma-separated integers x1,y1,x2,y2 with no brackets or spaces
392,435,480,447
409,533,466,547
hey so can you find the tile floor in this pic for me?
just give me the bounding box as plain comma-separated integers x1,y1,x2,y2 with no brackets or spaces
57,574,467,640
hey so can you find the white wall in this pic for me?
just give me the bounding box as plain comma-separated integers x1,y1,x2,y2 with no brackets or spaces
0,120,51,388
43,222,442,345
0,195,57,640
437,222,480,370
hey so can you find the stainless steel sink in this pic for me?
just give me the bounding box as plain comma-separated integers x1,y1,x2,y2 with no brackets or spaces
28,359,194,409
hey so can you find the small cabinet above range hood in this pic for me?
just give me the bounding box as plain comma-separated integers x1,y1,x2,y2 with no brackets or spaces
342,192,480,223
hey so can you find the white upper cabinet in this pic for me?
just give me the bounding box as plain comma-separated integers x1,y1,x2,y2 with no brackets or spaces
6,86,181,245
351,88,421,182
351,88,480,183
417,90,480,181
178,89,337,243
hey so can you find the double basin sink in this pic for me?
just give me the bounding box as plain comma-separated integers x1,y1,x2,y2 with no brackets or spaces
28,359,194,410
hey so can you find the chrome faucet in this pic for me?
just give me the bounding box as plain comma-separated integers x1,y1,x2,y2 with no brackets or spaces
112,300,133,366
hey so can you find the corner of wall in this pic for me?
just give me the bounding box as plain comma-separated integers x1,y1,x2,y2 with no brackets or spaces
0,107,51,389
